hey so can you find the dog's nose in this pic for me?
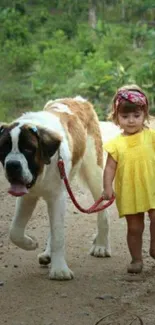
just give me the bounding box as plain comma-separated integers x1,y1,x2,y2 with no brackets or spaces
6,160,21,174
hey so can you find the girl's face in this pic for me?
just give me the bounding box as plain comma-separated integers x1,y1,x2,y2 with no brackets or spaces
117,109,145,135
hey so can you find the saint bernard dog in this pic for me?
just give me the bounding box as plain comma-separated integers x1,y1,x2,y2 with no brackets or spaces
0,96,111,280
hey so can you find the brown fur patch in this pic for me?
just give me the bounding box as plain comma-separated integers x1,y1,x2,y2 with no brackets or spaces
44,98,103,167
20,125,44,175
0,122,19,133
21,124,62,170
0,123,20,151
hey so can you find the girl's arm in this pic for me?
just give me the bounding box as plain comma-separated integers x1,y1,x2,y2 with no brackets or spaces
103,153,117,199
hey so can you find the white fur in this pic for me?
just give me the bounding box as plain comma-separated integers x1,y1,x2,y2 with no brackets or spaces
18,111,65,137
7,109,111,281
99,121,121,143
50,103,73,114
74,96,87,102
5,127,33,184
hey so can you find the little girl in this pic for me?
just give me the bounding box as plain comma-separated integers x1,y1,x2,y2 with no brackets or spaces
103,84,155,273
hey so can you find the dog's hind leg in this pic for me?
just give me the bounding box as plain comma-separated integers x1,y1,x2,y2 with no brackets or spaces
9,195,39,250
80,157,111,257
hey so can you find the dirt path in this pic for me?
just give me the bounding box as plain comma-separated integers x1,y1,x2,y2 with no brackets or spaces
1,120,155,325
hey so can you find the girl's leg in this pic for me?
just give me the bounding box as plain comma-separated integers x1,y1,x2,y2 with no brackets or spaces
125,213,144,273
148,209,155,258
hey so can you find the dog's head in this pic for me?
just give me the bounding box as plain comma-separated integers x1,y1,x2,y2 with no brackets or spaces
0,123,62,196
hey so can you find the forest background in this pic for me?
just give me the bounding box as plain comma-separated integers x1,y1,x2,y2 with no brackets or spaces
0,0,155,121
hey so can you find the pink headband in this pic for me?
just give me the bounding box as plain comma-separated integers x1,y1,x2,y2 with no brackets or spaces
114,90,148,112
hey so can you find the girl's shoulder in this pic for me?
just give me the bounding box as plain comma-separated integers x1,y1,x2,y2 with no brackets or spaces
103,134,122,153
103,135,121,162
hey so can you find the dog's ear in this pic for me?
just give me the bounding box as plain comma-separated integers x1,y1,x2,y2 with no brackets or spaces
0,124,7,136
29,126,62,165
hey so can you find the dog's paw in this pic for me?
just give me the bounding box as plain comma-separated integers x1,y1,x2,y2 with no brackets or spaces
49,265,74,281
10,231,38,251
90,244,111,257
23,235,39,250
38,252,51,265
90,234,111,257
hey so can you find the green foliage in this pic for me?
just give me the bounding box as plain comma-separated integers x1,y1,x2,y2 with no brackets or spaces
32,30,82,101
0,0,155,121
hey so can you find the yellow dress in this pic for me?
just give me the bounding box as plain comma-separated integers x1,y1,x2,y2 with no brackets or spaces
104,128,155,217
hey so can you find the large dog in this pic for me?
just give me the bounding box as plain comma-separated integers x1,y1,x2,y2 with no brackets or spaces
0,96,111,280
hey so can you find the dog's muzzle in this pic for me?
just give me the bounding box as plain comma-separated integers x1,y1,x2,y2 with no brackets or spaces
6,160,23,182
5,160,29,197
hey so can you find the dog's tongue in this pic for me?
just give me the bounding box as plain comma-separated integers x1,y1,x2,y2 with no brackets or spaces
8,184,28,197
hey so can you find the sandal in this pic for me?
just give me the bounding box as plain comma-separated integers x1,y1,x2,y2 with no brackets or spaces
127,261,143,274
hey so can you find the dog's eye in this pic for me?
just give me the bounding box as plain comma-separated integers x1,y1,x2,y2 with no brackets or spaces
0,137,11,159
23,147,35,155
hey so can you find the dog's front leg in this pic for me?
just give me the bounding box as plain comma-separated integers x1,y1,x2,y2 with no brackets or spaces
10,195,38,250
47,191,74,280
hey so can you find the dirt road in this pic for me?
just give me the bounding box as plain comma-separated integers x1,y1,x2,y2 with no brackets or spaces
0,121,155,325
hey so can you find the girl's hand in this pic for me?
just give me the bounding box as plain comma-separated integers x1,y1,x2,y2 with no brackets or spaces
102,188,115,200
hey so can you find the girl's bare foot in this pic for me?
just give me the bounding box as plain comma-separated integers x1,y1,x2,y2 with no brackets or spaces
127,261,143,274
126,213,144,274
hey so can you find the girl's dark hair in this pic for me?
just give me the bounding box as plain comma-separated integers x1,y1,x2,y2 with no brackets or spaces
108,84,149,125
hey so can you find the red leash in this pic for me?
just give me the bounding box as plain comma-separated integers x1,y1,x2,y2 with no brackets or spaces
57,157,115,214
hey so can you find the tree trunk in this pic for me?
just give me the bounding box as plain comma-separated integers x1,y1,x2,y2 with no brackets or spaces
88,0,97,29
121,0,125,20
